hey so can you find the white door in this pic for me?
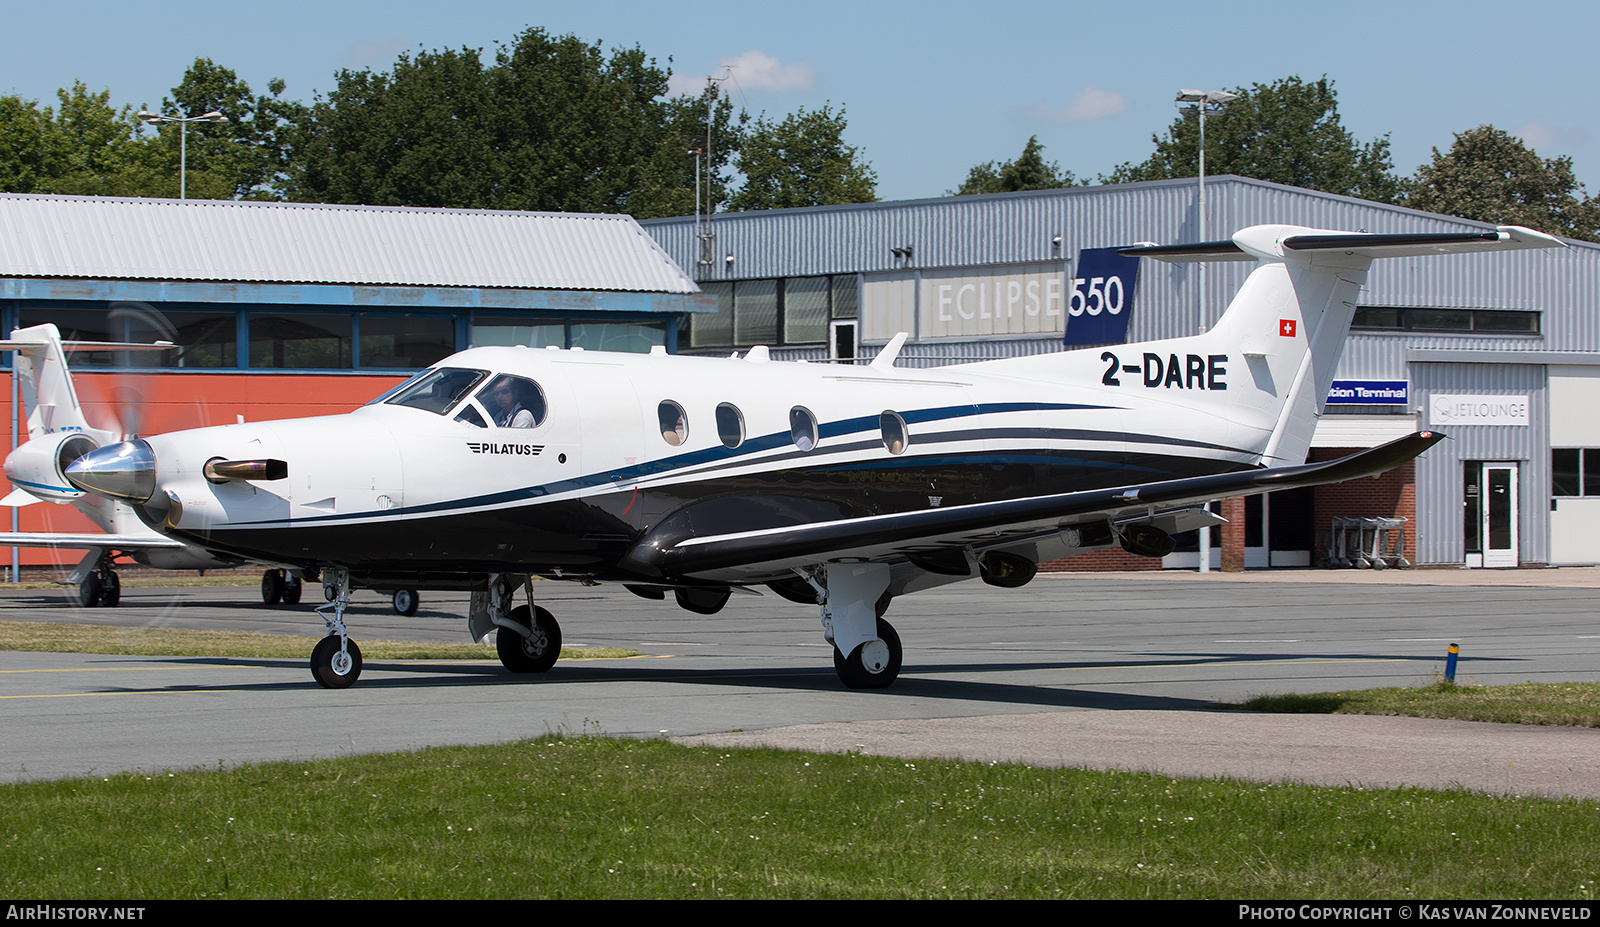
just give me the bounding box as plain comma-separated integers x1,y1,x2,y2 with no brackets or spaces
1468,462,1519,568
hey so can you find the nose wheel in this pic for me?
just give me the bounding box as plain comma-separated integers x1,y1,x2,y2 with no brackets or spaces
310,634,363,689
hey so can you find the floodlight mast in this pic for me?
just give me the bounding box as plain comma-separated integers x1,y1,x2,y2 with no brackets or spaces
1174,88,1239,574
137,110,230,199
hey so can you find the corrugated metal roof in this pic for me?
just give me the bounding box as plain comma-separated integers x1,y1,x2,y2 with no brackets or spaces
0,194,699,294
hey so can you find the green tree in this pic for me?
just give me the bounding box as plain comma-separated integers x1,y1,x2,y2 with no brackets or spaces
728,104,876,211
159,58,308,200
0,94,70,193
1405,126,1599,242
7,82,166,197
293,27,738,218
1102,76,1400,203
953,135,1079,195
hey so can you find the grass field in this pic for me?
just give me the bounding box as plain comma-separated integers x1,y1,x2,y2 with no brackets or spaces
1238,681,1600,727
4,737,1599,900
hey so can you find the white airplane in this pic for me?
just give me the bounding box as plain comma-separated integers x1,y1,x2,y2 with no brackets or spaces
57,224,1563,689
0,325,421,613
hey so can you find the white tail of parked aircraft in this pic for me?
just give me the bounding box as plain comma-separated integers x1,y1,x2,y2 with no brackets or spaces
0,325,242,605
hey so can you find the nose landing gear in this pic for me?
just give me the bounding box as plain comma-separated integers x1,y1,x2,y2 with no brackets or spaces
310,567,361,689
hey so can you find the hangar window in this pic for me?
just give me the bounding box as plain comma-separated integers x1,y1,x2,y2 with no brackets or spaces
1353,306,1540,334
358,316,456,369
659,401,689,446
690,275,859,350
716,403,745,448
20,306,237,368
572,321,667,353
1552,449,1600,496
250,313,353,368
790,406,819,451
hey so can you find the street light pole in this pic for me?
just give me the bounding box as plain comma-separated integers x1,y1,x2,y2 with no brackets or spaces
137,110,229,199
1174,88,1239,574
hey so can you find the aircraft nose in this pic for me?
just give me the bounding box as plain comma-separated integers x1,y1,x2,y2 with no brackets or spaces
64,439,157,504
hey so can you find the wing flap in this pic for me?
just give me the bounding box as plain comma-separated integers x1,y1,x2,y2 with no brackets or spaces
630,432,1444,580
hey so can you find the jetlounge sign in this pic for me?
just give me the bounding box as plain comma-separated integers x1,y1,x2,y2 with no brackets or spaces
1429,394,1530,427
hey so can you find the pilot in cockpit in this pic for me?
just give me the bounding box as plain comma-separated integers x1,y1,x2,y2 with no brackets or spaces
488,375,540,428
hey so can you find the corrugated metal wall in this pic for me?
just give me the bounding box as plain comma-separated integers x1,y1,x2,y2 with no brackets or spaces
1411,363,1548,565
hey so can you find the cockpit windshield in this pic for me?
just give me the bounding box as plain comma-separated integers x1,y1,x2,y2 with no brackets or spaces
377,367,490,414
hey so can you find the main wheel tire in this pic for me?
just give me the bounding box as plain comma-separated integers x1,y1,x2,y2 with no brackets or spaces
392,589,419,616
833,617,902,690
261,569,284,605
496,604,561,673
99,571,120,608
310,635,363,689
78,573,102,608
282,576,303,604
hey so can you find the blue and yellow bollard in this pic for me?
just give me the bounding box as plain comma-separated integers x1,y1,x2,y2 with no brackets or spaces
1445,642,1459,683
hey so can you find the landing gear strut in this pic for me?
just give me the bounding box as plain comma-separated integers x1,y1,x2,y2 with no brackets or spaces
310,567,361,689
474,574,563,676
811,563,903,689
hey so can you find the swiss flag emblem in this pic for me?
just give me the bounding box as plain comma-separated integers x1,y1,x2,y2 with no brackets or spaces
1279,319,1297,337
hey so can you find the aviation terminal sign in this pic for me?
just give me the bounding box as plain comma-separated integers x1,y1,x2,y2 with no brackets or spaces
1063,248,1140,346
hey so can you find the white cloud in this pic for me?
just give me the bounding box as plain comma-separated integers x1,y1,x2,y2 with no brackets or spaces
1515,122,1590,153
1027,87,1128,124
668,49,815,97
340,37,410,72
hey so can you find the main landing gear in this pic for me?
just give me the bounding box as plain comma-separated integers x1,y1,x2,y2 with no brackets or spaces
72,552,121,608
260,568,303,606
474,574,562,676
806,562,903,689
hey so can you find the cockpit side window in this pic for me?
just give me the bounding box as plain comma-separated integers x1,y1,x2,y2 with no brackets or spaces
383,367,490,414
474,375,547,428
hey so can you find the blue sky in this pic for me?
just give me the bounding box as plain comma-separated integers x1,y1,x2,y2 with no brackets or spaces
4,0,1596,205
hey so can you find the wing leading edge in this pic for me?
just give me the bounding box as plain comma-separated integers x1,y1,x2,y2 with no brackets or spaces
624,432,1445,581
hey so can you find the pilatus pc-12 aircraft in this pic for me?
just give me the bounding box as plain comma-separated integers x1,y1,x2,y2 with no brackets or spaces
56,223,1562,689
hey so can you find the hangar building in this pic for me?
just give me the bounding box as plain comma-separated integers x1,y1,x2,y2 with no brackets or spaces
639,177,1600,570
0,193,708,566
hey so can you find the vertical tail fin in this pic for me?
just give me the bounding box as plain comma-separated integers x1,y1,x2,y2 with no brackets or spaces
0,324,93,440
1123,224,1565,466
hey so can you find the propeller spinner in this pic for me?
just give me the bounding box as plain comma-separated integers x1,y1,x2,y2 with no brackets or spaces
64,440,157,504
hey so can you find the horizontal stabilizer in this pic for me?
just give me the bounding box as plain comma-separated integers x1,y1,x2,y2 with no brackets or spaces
0,489,42,507
1120,226,1564,263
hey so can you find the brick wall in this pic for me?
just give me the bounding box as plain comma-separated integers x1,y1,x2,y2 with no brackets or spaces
1308,448,1418,565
